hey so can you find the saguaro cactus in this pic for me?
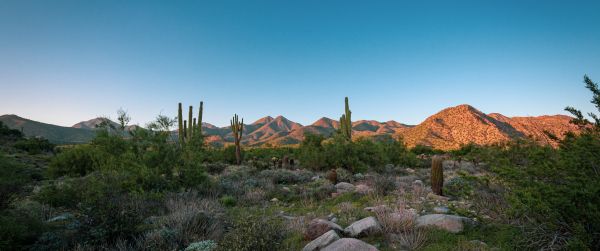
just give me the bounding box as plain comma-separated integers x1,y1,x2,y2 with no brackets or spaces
431,156,444,196
230,114,244,165
339,97,352,140
197,101,203,135
188,106,193,139
178,103,184,144
177,101,204,146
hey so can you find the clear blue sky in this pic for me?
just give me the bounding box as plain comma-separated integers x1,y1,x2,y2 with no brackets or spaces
1,0,599,127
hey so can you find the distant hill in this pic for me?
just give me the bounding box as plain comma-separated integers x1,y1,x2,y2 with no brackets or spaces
0,115,96,144
1,104,580,148
398,104,577,150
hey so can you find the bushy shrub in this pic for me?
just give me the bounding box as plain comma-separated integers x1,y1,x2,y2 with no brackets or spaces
47,145,106,178
217,216,285,251
219,196,236,207
259,169,313,184
185,240,217,251
14,137,54,154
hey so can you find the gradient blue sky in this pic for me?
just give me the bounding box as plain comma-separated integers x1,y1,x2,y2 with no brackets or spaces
1,0,600,127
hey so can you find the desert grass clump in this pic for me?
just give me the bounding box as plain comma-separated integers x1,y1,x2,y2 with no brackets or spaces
375,206,428,250
431,156,444,196
150,191,224,249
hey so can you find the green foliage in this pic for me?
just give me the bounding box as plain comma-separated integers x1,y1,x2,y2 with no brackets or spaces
0,208,46,250
0,121,23,140
185,240,217,251
411,144,445,155
219,195,237,207
48,145,105,178
0,154,38,209
14,137,54,154
217,215,285,251
298,133,420,172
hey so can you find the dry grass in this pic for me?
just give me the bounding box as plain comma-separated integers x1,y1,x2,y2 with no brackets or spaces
375,205,429,250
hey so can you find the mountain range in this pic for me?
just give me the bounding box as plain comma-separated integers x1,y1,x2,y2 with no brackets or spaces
0,104,580,150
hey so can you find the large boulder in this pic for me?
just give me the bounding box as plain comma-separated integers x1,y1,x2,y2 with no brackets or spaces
322,238,379,251
335,182,355,193
416,214,474,233
302,230,340,251
344,216,382,237
305,219,343,240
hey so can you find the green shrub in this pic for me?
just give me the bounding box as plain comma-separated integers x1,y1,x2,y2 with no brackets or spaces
47,145,106,178
219,195,236,207
185,240,217,251
217,216,285,251
14,137,54,154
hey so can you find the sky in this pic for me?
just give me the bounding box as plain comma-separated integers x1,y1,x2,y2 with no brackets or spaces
1,0,600,127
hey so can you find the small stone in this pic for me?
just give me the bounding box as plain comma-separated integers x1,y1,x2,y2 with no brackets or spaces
433,206,450,214
406,168,415,173
335,182,355,193
282,186,291,192
427,192,450,202
271,198,279,202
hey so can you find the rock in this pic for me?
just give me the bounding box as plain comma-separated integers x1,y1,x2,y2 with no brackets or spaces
470,240,488,247
305,219,343,240
282,186,291,192
433,206,450,214
397,175,419,183
327,213,335,220
412,179,424,188
335,182,355,193
302,230,340,251
271,198,279,202
355,184,373,195
405,168,415,173
331,217,338,223
322,238,379,251
416,214,475,233
312,175,321,181
47,213,73,222
353,173,365,180
364,205,389,212
427,192,450,202
344,216,382,237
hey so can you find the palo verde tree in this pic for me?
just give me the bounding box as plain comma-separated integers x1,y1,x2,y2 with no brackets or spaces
230,114,244,165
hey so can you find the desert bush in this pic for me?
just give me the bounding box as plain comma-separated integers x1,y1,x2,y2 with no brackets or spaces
259,168,313,184
372,174,397,196
47,145,106,178
219,195,236,207
185,240,217,251
217,215,285,251
146,192,224,250
14,137,54,154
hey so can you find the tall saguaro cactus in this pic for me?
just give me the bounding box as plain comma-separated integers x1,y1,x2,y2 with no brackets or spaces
197,101,203,135
230,114,244,165
431,156,444,196
177,101,204,146
339,97,352,140
178,103,184,144
188,106,193,139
